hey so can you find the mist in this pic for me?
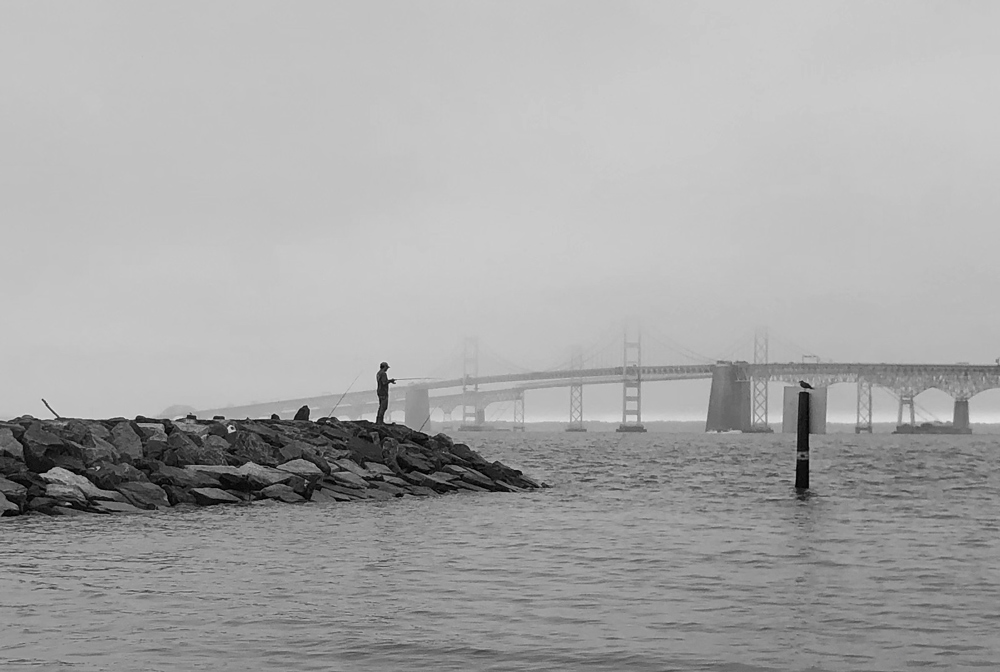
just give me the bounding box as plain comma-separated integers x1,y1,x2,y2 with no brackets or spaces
2,1,999,421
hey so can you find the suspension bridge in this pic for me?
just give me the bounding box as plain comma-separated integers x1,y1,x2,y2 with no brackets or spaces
193,327,1000,433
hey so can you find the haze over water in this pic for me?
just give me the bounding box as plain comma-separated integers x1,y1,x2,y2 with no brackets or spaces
3,431,998,671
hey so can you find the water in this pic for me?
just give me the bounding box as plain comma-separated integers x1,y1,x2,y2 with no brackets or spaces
2,431,1000,671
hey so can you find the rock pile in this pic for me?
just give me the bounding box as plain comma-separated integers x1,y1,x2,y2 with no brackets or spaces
0,415,546,517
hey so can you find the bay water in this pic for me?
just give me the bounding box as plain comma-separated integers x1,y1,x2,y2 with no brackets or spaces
2,431,999,671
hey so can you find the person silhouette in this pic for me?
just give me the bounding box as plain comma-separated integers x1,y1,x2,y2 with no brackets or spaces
376,362,396,424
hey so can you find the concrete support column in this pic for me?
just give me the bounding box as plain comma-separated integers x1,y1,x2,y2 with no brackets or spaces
706,363,751,432
404,387,431,432
953,398,970,431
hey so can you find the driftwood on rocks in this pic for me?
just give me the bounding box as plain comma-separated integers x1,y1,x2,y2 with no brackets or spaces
0,415,548,517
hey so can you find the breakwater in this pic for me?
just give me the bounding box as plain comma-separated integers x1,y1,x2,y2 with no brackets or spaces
0,415,545,517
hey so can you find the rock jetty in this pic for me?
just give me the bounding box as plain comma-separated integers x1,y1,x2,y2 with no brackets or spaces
0,415,546,518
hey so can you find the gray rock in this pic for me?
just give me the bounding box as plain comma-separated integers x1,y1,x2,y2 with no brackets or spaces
381,475,410,488
260,483,305,503
110,422,144,462
45,483,89,507
0,427,23,460
0,475,27,505
92,500,147,514
40,467,123,501
419,473,458,493
370,480,406,496
0,492,19,516
331,458,372,479
318,482,370,500
21,422,68,472
276,458,323,480
80,434,120,466
365,463,394,477
186,464,242,479
85,463,148,490
452,480,490,492
308,488,341,503
324,470,368,490
136,423,168,443
444,465,496,490
116,482,170,510
397,451,433,474
151,465,220,489
237,463,292,490
189,487,242,506
229,431,277,467
161,431,228,467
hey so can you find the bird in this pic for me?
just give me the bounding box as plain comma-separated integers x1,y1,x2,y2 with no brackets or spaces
799,380,814,390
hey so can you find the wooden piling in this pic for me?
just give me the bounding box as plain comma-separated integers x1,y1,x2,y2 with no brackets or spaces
796,390,810,490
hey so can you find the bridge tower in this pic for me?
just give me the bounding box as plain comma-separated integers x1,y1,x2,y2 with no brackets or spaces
567,345,586,432
617,325,646,433
855,379,873,433
513,390,525,431
897,392,916,428
750,327,771,432
461,336,480,428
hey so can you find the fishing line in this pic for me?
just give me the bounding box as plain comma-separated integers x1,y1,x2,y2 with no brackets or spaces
328,371,363,417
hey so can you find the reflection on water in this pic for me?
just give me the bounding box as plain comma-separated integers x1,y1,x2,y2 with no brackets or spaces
2,432,999,671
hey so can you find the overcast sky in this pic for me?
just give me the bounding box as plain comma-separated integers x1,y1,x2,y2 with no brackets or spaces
2,1,999,420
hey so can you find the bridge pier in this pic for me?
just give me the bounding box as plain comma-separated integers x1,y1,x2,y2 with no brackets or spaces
706,362,751,432
953,398,970,431
617,327,646,433
404,387,431,432
897,394,916,427
567,346,586,432
855,379,873,433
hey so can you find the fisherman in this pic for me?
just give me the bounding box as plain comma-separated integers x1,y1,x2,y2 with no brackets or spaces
376,361,396,425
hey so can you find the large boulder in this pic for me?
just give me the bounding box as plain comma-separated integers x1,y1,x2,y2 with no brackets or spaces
80,434,120,466
236,463,292,490
109,422,144,462
116,482,170,510
0,475,27,507
21,422,69,472
0,427,24,460
324,470,368,490
45,483,90,508
161,431,227,467
397,451,433,474
150,465,221,490
85,462,148,490
92,500,147,514
136,423,168,444
0,456,25,476
229,431,278,467
331,458,372,479
260,483,305,503
275,459,323,480
0,492,19,516
40,467,122,501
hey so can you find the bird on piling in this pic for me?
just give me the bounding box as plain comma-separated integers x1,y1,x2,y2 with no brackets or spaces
799,380,814,390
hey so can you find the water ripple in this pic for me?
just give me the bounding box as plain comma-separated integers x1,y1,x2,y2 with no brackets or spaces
2,432,999,670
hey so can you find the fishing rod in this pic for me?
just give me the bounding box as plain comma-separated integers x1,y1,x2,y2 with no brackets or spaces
393,377,441,381
327,372,363,417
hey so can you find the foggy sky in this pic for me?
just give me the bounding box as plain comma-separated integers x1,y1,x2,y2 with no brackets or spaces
3,1,1000,420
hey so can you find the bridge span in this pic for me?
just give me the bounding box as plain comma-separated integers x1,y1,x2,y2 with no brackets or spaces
193,360,1000,434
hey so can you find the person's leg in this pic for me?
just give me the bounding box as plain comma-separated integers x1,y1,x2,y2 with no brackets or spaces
376,395,387,424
